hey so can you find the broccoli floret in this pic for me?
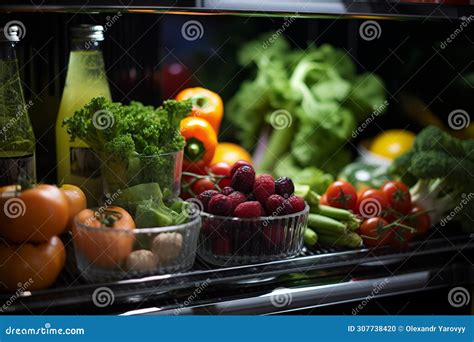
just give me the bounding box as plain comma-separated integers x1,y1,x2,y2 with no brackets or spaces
391,126,474,232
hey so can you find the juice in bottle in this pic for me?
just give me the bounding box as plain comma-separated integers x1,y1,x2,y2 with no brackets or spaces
0,25,36,186
56,25,111,205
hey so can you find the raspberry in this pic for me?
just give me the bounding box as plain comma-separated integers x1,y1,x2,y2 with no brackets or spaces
231,165,256,194
233,201,264,218
208,194,233,216
287,196,306,213
253,174,275,205
221,186,234,196
228,191,247,211
230,160,252,177
274,177,295,199
196,190,219,212
265,194,293,216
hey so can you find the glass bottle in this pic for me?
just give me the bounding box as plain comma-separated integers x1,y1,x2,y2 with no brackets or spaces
0,25,36,186
56,25,111,206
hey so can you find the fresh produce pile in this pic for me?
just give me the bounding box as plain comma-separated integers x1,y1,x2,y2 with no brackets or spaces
296,184,362,249
303,178,433,249
0,183,86,291
186,160,308,258
390,126,474,232
227,34,387,175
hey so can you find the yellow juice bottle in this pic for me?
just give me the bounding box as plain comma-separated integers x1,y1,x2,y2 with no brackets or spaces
56,25,111,206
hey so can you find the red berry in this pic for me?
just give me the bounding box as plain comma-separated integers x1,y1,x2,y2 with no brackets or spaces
233,201,264,218
265,194,293,216
274,177,295,198
287,196,305,213
231,165,255,194
196,190,219,212
228,191,247,211
208,194,233,216
230,160,252,177
253,174,275,205
221,186,234,196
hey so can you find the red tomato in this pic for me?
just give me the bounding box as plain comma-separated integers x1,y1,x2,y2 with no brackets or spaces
326,181,358,212
209,162,232,188
191,178,216,195
356,189,389,218
359,217,393,248
320,193,329,206
390,221,414,249
408,205,431,235
381,181,412,215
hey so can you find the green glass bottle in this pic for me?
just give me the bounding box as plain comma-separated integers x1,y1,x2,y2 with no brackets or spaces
0,25,36,186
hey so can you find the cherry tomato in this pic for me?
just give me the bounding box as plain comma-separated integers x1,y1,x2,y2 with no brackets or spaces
191,178,216,195
356,189,389,218
209,162,232,188
381,181,412,215
319,193,329,206
359,217,392,248
408,205,431,235
326,181,358,212
390,221,414,249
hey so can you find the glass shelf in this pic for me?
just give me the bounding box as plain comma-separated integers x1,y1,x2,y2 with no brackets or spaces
0,0,472,20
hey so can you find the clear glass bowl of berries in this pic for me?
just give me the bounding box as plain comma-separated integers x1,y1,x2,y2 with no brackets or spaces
195,162,310,266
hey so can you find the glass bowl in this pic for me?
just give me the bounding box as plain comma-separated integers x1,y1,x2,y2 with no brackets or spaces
72,212,201,282
197,204,309,266
101,149,183,200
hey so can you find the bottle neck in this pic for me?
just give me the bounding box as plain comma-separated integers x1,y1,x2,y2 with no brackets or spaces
70,39,104,52
0,42,18,61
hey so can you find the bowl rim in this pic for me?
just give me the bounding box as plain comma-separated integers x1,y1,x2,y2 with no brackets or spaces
73,209,201,234
199,203,309,221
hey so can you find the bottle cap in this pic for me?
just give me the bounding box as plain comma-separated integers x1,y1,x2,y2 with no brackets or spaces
70,24,104,41
0,25,21,42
